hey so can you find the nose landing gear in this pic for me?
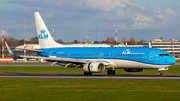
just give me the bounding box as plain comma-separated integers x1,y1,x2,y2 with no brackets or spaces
158,71,163,76
158,67,168,76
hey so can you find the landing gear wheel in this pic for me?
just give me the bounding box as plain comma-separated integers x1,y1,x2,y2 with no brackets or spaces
107,69,116,75
158,71,163,76
84,71,92,75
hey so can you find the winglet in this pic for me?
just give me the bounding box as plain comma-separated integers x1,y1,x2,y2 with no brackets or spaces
5,42,14,55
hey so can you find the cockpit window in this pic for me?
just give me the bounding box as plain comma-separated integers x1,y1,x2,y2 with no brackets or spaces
159,54,170,57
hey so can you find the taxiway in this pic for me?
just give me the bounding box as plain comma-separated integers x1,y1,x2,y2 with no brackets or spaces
0,74,180,80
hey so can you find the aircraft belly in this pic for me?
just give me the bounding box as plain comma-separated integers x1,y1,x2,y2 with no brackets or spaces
57,58,171,69
107,59,171,69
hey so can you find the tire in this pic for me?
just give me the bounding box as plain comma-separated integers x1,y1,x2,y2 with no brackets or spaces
107,70,116,75
84,71,92,75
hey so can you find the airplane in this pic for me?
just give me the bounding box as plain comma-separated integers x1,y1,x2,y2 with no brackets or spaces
7,12,176,76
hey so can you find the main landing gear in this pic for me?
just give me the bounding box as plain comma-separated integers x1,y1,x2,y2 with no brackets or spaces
107,69,116,75
84,71,92,75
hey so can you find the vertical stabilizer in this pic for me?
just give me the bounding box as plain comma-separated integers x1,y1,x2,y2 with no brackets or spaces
34,12,64,48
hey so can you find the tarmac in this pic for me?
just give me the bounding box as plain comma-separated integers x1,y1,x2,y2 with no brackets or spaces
0,74,180,80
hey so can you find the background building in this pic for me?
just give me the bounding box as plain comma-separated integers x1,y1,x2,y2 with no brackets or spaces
143,39,180,57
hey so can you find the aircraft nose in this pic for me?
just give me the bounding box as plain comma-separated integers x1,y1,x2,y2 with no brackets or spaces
168,57,176,65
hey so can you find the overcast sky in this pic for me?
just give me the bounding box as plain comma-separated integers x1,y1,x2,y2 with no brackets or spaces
0,0,180,42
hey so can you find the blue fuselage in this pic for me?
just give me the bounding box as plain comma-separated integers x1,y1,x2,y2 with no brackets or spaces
38,47,176,66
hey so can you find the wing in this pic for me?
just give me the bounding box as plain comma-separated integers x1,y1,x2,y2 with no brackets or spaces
20,55,110,67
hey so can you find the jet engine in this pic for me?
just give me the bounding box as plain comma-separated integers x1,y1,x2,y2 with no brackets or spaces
124,68,144,72
83,62,105,73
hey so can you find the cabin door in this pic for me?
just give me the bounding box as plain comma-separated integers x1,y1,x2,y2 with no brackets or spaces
149,51,155,61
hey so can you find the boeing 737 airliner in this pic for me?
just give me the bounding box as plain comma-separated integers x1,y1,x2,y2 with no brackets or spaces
18,12,176,76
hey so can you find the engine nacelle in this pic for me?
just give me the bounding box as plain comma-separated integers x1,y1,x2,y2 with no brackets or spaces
83,62,105,73
124,68,144,72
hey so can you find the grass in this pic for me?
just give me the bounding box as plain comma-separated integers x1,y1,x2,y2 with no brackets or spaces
0,79,180,101
0,65,180,75
0,65,180,101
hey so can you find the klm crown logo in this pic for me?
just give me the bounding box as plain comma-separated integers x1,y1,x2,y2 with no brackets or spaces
38,29,48,39
90,65,94,68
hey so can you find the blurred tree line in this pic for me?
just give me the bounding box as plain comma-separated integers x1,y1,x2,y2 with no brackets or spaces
94,37,146,45
0,35,145,49
0,35,39,49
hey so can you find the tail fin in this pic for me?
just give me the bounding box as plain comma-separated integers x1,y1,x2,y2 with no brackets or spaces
34,12,64,48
